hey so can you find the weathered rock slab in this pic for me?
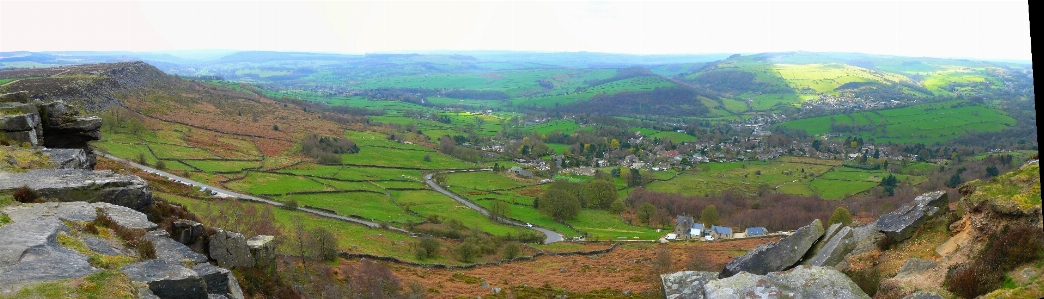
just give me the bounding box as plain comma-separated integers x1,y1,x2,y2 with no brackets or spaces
0,169,153,211
83,235,120,256
210,229,254,269
705,266,870,299
808,226,855,267
877,191,948,242
41,148,89,169
897,258,938,277
720,219,824,278
145,230,209,264
121,259,209,299
247,235,276,271
193,263,245,299
1,202,157,230
661,271,717,299
0,217,98,289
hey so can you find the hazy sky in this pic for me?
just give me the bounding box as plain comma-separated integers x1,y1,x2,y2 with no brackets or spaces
0,1,1032,60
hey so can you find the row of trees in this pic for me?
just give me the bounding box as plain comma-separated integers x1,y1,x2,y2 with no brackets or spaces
301,134,359,164
535,179,620,220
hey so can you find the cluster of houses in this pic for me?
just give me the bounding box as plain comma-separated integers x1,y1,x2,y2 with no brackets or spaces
664,216,774,242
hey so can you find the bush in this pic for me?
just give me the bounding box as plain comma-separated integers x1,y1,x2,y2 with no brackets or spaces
946,263,1002,298
136,239,157,259
502,242,521,259
944,224,1043,298
609,199,627,214
416,237,441,260
155,160,166,170
282,199,298,210
455,242,478,263
12,185,40,203
828,207,853,226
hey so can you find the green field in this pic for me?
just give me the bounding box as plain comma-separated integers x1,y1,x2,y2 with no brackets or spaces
777,100,1016,144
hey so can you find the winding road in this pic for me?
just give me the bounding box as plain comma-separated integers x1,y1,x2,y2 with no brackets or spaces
424,172,564,244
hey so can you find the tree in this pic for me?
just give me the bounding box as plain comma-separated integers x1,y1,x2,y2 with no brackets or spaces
489,201,510,221
584,180,617,209
154,160,166,170
609,199,627,214
628,168,643,187
502,242,521,259
700,205,720,226
828,207,853,227
946,173,962,188
538,189,581,220
609,139,621,150
416,237,441,260
310,227,338,261
812,139,822,151
273,124,279,131
611,168,621,178
455,242,478,263
636,202,656,225
138,153,147,164
423,154,431,162
282,199,299,210
986,165,999,177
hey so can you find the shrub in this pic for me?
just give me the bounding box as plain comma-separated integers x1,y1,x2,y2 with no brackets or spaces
502,242,521,259
282,199,298,210
455,242,478,263
946,262,1002,298
136,239,157,259
944,224,1043,298
828,207,853,226
12,185,40,203
416,237,441,260
155,160,166,170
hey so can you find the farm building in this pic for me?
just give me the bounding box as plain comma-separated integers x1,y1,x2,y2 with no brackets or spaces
507,166,534,178
710,226,733,240
690,223,705,238
674,216,694,239
746,227,767,237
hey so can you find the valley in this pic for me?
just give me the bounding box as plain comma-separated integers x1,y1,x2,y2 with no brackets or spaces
0,50,1037,299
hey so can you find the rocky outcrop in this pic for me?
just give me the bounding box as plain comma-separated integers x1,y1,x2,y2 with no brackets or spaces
193,263,246,299
145,230,209,264
41,148,89,169
0,99,101,167
209,229,255,269
877,191,948,242
720,219,824,278
0,216,98,291
1,201,247,298
247,235,276,272
806,226,855,267
661,271,717,299
121,259,209,299
172,219,206,253
704,266,869,299
0,169,153,211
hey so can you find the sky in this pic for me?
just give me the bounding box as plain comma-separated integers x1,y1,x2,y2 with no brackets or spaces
0,0,1032,61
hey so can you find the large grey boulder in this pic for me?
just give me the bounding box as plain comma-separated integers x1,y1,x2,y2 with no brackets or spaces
704,266,869,299
193,263,246,299
661,271,717,299
41,148,89,170
806,226,855,267
0,217,98,290
247,235,276,271
209,229,254,269
0,169,153,211
145,230,209,264
121,259,209,299
720,219,825,278
877,191,948,242
1,202,157,230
